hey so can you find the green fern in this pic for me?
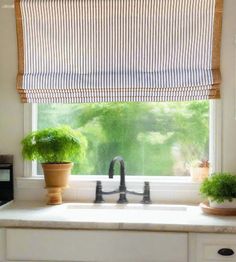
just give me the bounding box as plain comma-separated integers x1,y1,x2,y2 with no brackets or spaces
200,173,236,203
22,126,87,163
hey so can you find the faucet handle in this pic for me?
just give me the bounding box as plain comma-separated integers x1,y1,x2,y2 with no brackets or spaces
142,181,151,204
94,181,105,203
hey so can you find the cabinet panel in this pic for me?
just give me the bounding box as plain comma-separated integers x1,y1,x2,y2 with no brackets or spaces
6,229,187,262
0,229,4,262
189,233,236,262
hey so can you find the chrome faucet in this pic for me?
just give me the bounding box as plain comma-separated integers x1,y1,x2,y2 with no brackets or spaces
108,156,128,203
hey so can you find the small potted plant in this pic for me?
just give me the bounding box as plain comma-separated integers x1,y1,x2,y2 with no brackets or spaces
22,126,87,205
200,173,236,208
189,159,209,182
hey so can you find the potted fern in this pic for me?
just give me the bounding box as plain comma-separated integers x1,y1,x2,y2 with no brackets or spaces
22,126,87,205
200,173,236,208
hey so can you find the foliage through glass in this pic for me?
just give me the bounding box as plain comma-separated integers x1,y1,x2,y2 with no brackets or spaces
37,101,209,176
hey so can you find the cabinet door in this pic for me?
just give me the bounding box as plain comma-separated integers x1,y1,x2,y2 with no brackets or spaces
0,229,5,262
189,233,236,262
6,228,188,262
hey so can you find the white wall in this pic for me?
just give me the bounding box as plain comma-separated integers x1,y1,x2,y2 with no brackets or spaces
220,0,236,172
0,0,236,181
0,0,24,178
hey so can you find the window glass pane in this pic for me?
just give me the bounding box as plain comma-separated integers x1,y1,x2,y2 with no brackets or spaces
37,101,209,176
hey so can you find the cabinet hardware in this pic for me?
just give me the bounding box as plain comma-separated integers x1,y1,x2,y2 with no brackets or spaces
218,248,234,256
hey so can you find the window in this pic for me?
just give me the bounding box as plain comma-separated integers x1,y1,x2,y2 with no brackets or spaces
36,101,209,177
16,0,223,204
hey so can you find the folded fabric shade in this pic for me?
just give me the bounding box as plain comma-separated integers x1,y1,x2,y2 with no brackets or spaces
15,0,223,103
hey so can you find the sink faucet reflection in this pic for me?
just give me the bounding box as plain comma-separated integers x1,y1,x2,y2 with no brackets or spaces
108,156,128,203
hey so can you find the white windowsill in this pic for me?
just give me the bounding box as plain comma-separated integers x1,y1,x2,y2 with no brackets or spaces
16,176,202,204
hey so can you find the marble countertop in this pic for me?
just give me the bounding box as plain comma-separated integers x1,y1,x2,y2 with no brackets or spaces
0,201,236,233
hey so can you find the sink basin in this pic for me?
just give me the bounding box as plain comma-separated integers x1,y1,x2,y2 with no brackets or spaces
66,203,187,212
61,203,189,223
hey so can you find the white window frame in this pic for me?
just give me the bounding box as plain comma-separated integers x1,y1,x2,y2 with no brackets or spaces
17,100,222,204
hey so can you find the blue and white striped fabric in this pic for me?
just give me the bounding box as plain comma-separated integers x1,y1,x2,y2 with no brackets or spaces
16,0,222,103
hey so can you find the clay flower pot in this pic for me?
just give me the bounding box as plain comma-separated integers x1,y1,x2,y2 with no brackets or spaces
42,163,73,205
190,167,209,182
189,160,209,182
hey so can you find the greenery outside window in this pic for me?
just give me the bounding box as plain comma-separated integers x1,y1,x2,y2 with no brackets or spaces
37,101,209,177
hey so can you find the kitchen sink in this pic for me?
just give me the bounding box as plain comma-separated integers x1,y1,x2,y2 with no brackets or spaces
60,203,190,223
66,203,187,212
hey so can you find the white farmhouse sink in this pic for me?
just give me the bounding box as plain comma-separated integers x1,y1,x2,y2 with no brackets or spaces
60,203,189,223
66,203,187,212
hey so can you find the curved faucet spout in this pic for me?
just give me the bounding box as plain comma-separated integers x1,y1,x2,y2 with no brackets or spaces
108,156,127,203
108,156,125,180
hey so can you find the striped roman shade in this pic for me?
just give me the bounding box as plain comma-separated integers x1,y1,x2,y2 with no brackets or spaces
15,0,223,103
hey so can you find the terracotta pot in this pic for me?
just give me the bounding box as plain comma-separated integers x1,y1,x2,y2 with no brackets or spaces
42,163,73,205
190,167,209,182
42,162,73,188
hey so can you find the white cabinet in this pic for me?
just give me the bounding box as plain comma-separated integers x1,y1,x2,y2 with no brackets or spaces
0,229,4,262
189,233,236,262
4,229,236,262
6,229,188,262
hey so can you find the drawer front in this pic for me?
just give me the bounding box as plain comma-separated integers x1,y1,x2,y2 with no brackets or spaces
190,233,236,262
6,229,188,262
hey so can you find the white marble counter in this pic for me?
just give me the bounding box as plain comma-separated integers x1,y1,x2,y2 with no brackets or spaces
0,201,236,233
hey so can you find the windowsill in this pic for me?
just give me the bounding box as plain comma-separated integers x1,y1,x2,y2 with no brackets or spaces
18,175,199,182
16,176,202,204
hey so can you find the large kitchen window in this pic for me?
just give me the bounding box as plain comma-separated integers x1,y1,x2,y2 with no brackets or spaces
36,101,209,177
16,0,221,180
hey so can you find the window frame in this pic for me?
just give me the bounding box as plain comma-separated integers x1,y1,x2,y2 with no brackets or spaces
18,100,222,203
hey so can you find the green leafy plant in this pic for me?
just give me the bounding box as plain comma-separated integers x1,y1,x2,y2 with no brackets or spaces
200,173,236,203
22,126,87,163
